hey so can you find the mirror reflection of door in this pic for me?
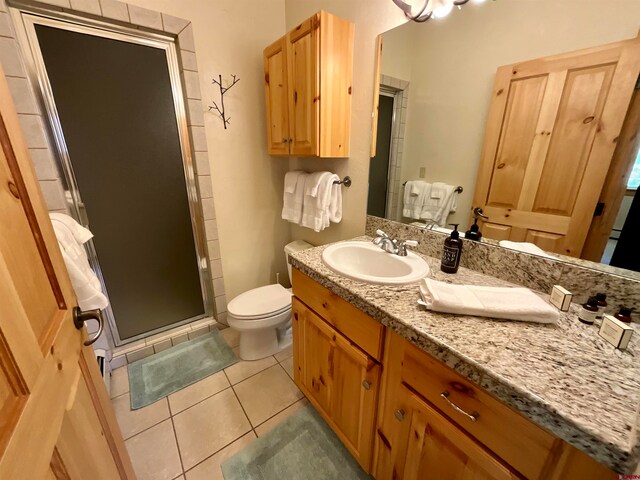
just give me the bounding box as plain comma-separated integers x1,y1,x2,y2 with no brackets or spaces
471,36,640,258
368,94,395,217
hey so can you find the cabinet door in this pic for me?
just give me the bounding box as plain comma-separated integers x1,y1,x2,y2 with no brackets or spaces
263,36,290,155
393,385,517,480
292,297,380,471
286,16,319,156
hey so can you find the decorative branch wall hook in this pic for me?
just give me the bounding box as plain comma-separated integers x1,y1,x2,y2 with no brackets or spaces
209,74,240,129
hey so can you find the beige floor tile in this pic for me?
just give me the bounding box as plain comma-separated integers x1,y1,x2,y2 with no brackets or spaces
168,371,230,414
110,366,129,398
280,356,295,379
125,419,182,480
234,364,303,427
254,398,309,437
224,355,276,385
184,432,256,480
274,345,293,363
173,388,251,470
219,327,240,348
112,394,170,439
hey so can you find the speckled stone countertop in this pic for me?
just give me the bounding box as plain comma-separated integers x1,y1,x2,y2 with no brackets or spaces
289,237,640,474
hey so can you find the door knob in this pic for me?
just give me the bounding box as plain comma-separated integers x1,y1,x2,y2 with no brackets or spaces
73,307,104,346
473,207,489,220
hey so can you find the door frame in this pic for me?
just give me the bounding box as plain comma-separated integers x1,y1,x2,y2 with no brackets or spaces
10,6,215,346
378,87,399,218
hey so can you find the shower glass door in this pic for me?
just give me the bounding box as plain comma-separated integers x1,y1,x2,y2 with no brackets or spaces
18,13,212,344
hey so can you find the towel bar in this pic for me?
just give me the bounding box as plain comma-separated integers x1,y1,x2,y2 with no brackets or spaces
333,176,352,187
402,181,462,193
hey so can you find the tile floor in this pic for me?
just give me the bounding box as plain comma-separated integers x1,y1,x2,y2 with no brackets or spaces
110,327,308,480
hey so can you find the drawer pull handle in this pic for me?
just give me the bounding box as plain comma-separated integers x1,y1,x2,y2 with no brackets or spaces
394,409,405,422
440,391,479,422
362,380,371,390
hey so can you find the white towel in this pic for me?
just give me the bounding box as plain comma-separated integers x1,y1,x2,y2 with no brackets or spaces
328,174,342,223
282,171,307,224
403,181,430,219
301,172,333,232
419,278,559,324
499,241,557,259
420,183,456,226
49,213,109,311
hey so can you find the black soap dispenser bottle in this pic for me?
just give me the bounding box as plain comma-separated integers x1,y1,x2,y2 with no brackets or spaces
465,218,483,241
441,224,463,274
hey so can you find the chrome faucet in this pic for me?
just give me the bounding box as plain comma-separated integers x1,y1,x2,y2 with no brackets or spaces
372,230,418,256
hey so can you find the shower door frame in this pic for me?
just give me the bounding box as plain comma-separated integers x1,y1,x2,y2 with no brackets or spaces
11,6,215,346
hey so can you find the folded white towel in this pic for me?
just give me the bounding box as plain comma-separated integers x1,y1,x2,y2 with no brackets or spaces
420,183,456,226
419,278,559,324
49,213,109,311
328,174,342,223
499,240,557,259
301,172,333,232
403,181,430,219
282,171,307,224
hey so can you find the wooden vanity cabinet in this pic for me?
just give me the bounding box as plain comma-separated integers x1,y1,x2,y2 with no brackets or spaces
263,11,354,157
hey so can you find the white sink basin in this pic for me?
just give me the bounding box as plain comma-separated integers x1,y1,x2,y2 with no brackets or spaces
321,241,430,285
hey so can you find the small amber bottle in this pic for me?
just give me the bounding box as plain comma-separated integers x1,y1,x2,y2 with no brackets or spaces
614,306,633,324
578,297,599,325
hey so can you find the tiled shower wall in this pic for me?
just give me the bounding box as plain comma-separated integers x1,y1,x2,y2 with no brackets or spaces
0,0,228,364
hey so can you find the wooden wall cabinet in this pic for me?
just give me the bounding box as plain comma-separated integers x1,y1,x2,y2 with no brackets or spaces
263,11,354,158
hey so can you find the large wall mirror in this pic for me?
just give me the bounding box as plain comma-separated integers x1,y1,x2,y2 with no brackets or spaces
368,0,640,274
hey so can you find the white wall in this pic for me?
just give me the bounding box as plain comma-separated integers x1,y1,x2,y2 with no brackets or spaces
284,0,407,246
392,0,640,230
127,0,289,300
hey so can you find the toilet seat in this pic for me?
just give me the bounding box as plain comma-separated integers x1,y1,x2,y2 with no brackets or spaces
227,284,292,320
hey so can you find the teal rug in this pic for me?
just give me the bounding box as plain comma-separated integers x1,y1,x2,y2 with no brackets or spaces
221,405,371,480
128,329,236,409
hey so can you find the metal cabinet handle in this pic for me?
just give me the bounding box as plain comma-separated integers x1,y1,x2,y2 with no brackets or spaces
362,380,372,390
440,391,479,422
73,306,104,346
394,409,406,422
473,207,489,220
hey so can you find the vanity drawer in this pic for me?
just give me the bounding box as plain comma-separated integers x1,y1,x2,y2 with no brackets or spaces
292,268,385,361
399,340,557,479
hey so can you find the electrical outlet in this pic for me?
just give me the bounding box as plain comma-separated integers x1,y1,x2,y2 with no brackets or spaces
419,167,426,178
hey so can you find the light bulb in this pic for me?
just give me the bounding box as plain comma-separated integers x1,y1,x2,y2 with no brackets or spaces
433,0,454,18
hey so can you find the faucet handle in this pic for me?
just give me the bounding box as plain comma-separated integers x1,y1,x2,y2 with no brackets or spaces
375,229,389,238
397,239,418,256
373,229,390,246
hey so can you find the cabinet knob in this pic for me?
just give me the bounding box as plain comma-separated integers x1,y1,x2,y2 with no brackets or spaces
282,137,289,143
362,380,371,390
394,409,405,422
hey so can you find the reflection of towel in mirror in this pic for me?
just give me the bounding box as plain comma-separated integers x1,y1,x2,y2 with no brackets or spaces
403,181,430,219
282,171,307,224
419,278,559,324
420,183,456,226
49,213,108,311
499,240,557,259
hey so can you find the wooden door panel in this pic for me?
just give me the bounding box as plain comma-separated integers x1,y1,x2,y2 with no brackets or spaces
487,75,547,208
533,64,615,215
264,37,289,155
287,16,318,156
472,36,640,257
482,223,512,241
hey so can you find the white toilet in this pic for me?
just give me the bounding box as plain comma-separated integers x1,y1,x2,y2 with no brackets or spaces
227,240,313,360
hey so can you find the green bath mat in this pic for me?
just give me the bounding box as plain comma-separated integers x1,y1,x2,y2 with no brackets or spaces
128,329,236,409
221,405,370,480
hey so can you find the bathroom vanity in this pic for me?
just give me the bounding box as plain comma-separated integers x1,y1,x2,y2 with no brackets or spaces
289,240,640,479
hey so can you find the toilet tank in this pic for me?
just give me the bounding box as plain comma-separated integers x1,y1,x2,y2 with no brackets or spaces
284,240,313,284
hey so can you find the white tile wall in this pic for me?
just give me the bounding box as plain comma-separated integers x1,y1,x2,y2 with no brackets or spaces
70,0,101,15
99,0,129,22
128,5,162,30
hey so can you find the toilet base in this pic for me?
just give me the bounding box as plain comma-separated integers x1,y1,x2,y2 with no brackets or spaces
238,329,292,361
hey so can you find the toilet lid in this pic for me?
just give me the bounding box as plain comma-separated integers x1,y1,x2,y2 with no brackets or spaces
227,284,292,319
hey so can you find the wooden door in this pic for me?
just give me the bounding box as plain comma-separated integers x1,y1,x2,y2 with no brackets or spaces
286,15,319,157
0,67,134,478
393,384,516,480
264,36,290,156
472,36,640,256
292,297,380,471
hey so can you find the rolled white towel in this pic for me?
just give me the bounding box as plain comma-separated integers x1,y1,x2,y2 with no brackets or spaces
419,278,559,324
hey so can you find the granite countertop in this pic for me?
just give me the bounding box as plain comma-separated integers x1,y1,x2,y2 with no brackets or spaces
289,237,640,473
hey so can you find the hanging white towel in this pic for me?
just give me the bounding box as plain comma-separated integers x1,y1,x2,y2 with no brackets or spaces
499,241,557,259
403,181,430,219
49,213,109,311
328,174,342,223
301,172,333,232
420,183,456,226
282,171,307,224
419,278,559,324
